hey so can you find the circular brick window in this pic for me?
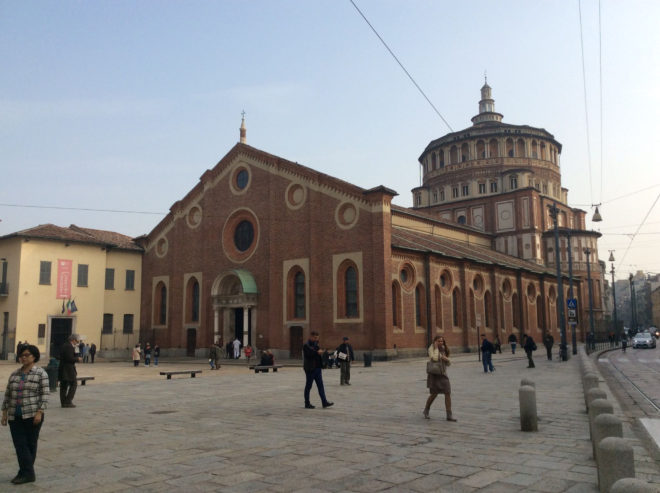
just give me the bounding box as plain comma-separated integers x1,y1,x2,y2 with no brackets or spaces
156,237,168,258
234,220,254,252
399,263,415,289
186,205,203,229
473,275,484,295
440,269,452,293
222,209,259,263
502,279,512,299
230,165,251,195
527,283,537,302
285,182,307,210
335,202,359,230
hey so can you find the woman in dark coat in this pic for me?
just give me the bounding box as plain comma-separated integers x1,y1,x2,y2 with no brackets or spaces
423,336,456,421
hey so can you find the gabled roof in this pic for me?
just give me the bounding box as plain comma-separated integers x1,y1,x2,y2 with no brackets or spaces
1,224,142,252
391,225,558,276
147,142,398,240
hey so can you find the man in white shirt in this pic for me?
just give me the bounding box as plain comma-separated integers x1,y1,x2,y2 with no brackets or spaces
232,338,241,359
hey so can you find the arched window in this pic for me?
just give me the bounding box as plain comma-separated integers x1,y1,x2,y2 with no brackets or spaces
531,140,538,158
512,292,520,328
484,290,492,328
392,281,401,328
516,138,525,157
345,267,358,317
506,138,514,157
461,143,469,162
476,140,485,159
337,260,359,318
469,289,476,328
489,139,499,158
154,281,167,326
184,278,200,323
450,146,458,164
452,287,461,327
415,283,426,327
435,285,442,330
287,267,306,320
431,152,437,170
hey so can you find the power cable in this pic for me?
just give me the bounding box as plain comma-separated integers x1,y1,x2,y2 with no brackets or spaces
0,203,166,216
348,0,453,132
617,192,660,269
578,0,594,206
598,0,604,205
571,183,660,207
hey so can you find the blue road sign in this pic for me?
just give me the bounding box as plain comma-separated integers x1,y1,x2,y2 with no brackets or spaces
567,298,577,309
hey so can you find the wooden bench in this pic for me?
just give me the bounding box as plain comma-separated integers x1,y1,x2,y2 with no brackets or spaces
159,370,202,380
77,376,95,386
249,365,283,374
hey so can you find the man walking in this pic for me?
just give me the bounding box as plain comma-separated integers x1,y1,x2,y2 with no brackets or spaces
508,333,517,354
303,331,333,409
336,337,355,385
543,333,554,361
232,338,242,359
523,334,537,368
480,334,495,373
58,334,81,408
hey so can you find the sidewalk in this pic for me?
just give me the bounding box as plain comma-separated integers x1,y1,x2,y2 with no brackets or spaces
0,349,657,491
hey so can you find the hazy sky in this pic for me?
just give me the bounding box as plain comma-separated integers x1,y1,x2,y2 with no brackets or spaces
2,1,659,279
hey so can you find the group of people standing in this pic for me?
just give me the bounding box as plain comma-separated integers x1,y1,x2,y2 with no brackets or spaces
131,342,160,367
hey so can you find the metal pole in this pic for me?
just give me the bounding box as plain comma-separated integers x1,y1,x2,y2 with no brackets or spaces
550,202,568,361
585,248,595,344
611,264,618,343
566,232,577,355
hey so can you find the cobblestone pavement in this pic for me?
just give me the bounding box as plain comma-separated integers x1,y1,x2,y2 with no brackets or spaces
0,351,658,492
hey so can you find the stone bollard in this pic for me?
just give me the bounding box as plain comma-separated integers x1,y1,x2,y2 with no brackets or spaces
597,437,635,493
519,385,538,432
588,399,614,439
611,477,658,492
592,413,623,460
586,388,607,412
583,372,599,392
520,378,535,388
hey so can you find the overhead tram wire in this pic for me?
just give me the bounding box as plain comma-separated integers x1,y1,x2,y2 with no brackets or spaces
348,0,453,133
0,203,166,216
578,0,594,208
570,183,660,207
598,0,604,205
616,192,660,269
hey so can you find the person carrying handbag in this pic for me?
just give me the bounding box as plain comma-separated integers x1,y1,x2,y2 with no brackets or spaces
423,336,456,421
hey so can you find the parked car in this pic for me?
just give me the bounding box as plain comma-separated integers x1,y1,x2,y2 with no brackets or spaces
632,333,657,349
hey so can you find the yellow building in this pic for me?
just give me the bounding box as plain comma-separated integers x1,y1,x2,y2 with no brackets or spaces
0,224,142,360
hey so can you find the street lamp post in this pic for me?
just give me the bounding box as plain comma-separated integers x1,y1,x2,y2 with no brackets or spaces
549,202,568,361
566,231,577,355
629,273,637,334
584,248,595,345
608,251,619,343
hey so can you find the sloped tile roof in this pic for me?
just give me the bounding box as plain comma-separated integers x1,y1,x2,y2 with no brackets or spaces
2,224,142,252
391,225,555,275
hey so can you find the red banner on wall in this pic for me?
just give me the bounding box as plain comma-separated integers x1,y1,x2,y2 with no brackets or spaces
57,259,72,299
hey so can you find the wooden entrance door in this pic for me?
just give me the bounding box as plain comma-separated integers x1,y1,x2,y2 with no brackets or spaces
186,328,196,357
289,326,303,359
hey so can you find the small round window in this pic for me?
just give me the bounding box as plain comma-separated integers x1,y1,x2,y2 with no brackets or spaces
234,220,254,252
236,169,249,190
400,270,408,283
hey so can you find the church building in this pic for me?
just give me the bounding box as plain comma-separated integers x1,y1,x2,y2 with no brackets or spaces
139,84,604,359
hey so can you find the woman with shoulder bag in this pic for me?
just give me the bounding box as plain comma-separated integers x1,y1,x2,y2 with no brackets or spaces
423,336,456,421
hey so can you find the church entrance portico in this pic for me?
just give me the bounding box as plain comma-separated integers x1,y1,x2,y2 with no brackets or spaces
212,269,258,350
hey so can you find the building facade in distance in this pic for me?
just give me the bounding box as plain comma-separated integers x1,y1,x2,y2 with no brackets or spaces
0,225,142,359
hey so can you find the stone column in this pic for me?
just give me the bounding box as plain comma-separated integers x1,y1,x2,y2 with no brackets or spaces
214,308,220,341
243,307,250,348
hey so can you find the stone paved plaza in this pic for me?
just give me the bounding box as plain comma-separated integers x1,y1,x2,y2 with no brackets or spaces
1,350,658,492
